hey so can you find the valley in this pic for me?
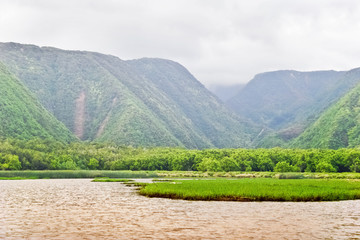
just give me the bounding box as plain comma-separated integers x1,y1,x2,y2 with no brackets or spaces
1,42,360,153
2,42,360,149
2,1,360,239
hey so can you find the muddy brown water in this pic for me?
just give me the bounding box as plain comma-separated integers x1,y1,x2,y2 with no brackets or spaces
1,179,359,240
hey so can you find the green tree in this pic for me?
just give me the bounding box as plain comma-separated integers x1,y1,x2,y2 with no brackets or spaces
316,161,336,173
88,158,99,170
197,157,221,172
350,157,360,172
2,154,22,170
274,161,299,172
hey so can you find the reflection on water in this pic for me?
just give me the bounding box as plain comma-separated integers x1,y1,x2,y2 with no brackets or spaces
0,179,360,239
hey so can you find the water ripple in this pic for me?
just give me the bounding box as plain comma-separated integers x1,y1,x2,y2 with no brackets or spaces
0,179,359,239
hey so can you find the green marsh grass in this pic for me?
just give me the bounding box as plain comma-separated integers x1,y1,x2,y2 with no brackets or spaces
92,177,134,182
125,182,149,188
0,177,32,180
139,178,360,201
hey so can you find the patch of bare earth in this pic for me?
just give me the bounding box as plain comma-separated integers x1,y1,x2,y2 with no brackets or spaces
74,91,86,139
96,97,117,138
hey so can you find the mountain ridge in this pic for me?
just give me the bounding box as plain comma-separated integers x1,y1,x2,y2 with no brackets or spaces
0,42,256,148
227,68,360,147
4,41,360,149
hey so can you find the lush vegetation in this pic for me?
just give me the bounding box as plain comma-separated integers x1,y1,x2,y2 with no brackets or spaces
3,42,360,150
227,68,360,148
0,62,75,142
227,70,347,130
139,178,360,201
1,138,360,173
0,42,254,148
292,81,360,149
3,43,360,150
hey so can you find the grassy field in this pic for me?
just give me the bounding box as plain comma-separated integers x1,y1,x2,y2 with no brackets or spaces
139,178,360,201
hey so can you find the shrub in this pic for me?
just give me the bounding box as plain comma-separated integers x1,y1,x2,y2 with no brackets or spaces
274,161,299,172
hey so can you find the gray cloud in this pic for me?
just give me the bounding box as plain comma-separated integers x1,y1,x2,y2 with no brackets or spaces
1,0,360,87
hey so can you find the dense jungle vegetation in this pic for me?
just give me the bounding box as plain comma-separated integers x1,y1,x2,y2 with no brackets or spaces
1,138,360,173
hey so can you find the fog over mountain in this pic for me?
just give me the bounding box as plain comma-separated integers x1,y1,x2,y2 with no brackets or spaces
208,84,245,102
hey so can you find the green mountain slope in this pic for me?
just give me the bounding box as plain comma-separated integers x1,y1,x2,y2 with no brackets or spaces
227,69,360,147
291,76,360,149
0,42,255,148
227,70,346,129
127,58,255,148
0,62,76,142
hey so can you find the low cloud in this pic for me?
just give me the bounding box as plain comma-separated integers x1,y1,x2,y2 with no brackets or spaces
1,0,360,86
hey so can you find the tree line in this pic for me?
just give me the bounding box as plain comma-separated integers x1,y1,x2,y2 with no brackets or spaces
0,138,360,172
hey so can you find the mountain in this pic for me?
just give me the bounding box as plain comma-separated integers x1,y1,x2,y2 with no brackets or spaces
0,62,76,142
208,83,245,102
227,69,360,146
0,42,255,148
227,70,346,129
291,70,360,149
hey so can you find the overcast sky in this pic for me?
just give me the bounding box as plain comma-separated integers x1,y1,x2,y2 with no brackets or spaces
1,0,360,87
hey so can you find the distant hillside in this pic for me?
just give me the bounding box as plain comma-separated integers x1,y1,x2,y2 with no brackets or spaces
291,74,360,149
227,69,360,147
0,42,255,148
227,70,346,129
0,62,76,142
208,83,245,102
127,59,255,148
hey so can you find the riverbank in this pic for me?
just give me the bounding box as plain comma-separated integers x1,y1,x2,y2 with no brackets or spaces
0,170,157,179
1,170,360,180
2,171,360,201
92,177,134,182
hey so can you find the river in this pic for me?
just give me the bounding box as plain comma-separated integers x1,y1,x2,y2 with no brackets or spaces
1,179,359,239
